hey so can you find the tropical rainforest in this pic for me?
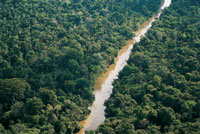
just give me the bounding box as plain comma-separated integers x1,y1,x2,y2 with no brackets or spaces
0,0,163,133
95,0,200,133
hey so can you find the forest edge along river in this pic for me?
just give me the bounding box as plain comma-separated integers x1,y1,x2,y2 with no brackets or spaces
78,0,172,133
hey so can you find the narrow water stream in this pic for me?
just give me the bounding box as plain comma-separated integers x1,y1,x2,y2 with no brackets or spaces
78,0,171,133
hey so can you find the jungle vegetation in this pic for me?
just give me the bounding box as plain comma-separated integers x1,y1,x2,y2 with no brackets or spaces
0,0,162,133
95,0,200,133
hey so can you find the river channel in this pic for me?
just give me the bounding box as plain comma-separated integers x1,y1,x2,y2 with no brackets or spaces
78,0,171,133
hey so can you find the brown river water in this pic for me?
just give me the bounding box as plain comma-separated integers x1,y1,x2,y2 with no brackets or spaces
77,0,171,133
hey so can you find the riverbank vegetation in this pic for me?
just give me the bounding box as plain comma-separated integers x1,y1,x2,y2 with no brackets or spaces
95,0,200,133
0,0,162,133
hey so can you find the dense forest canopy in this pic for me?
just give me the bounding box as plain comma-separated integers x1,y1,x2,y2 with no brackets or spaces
0,0,163,133
95,0,200,133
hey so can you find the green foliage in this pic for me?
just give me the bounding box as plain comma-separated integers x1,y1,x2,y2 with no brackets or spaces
0,0,162,133
10,124,40,134
39,88,58,106
0,78,30,104
97,0,200,133
24,97,44,115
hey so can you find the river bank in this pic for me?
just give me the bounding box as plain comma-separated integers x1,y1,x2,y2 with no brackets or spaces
78,0,171,133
